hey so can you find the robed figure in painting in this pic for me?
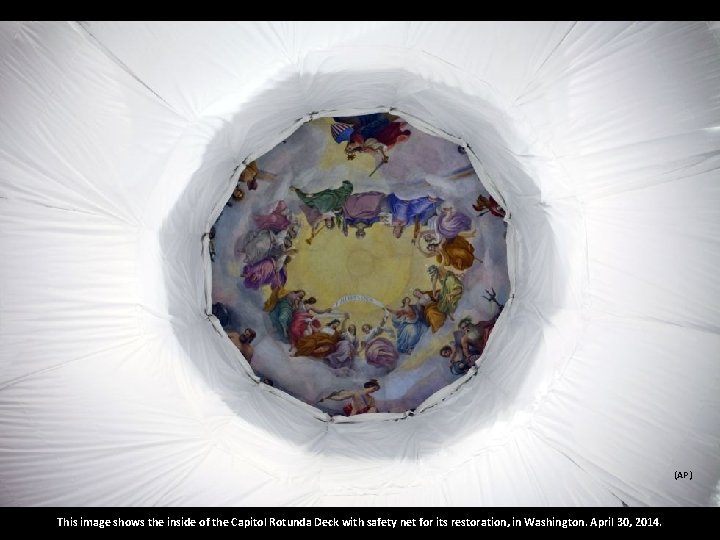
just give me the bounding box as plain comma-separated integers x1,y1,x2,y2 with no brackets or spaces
331,113,411,164
412,288,446,333
417,233,477,273
360,314,399,371
386,193,442,239
253,200,293,232
294,316,349,358
290,180,354,215
386,297,428,354
326,322,359,370
341,191,387,238
428,265,464,320
265,289,306,342
291,180,354,244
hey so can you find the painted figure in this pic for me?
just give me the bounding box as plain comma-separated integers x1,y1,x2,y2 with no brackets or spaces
441,294,504,374
291,180,354,244
440,313,501,375
428,265,464,320
417,205,475,256
253,200,292,232
326,322,359,369
320,379,381,416
241,254,290,290
299,204,337,245
434,205,473,240
331,113,411,164
230,185,244,203
412,288,446,333
418,234,478,272
440,342,478,376
341,191,387,238
236,228,293,265
456,313,501,360
288,297,332,354
294,315,347,358
265,289,305,342
227,328,257,363
360,314,399,371
386,297,428,354
386,193,442,239
290,180,354,214
239,160,276,191
473,194,506,218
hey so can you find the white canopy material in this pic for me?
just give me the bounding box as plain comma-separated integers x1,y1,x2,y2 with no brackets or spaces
1,21,719,507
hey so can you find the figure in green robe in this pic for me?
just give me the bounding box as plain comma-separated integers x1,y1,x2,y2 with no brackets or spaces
289,180,354,214
428,264,464,320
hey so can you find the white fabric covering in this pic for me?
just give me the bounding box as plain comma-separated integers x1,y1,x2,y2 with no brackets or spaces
1,21,719,507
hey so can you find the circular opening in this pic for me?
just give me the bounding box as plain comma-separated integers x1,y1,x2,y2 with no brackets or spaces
209,112,510,417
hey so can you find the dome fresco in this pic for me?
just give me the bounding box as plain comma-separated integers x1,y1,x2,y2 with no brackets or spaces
211,113,510,415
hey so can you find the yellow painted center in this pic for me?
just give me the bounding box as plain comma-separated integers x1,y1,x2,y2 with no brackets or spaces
263,214,434,328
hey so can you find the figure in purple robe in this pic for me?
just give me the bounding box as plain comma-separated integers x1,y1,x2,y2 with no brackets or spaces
435,207,472,239
364,338,399,370
325,325,359,370
253,200,291,232
360,315,399,371
241,256,288,290
341,191,387,237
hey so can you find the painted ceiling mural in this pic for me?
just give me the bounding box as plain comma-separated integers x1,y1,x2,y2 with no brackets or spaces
210,113,510,416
